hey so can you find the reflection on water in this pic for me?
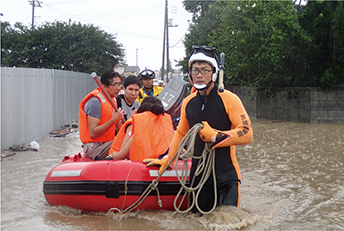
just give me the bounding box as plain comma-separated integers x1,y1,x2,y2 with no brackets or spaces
1,119,343,230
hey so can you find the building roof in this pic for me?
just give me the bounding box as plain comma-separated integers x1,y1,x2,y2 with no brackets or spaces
123,66,140,77
125,66,140,72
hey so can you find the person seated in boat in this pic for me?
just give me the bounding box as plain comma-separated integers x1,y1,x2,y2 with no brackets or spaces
106,96,174,161
79,70,124,160
136,68,163,104
116,75,141,121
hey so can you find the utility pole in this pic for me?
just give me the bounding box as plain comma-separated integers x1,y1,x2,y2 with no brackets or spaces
29,0,42,28
166,16,170,83
161,0,168,82
161,0,178,83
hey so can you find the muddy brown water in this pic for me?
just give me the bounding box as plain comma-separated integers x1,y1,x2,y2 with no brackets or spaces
1,118,343,230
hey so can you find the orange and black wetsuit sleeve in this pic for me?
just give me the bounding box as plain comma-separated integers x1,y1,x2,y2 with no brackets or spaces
212,91,253,148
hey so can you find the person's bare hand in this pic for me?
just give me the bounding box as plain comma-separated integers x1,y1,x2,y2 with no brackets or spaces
112,108,124,123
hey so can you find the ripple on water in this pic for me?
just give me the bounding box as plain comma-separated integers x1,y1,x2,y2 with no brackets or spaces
109,205,259,230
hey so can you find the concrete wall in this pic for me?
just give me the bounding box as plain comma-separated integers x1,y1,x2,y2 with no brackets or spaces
310,89,344,123
228,87,257,118
1,67,96,150
228,87,344,123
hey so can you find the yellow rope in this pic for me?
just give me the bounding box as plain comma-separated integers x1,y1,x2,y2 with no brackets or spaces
121,167,134,211
120,178,162,213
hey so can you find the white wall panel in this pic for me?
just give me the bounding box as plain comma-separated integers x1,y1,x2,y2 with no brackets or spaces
1,67,96,149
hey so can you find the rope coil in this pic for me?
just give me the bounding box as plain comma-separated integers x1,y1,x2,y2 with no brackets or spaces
172,123,218,215
118,123,217,215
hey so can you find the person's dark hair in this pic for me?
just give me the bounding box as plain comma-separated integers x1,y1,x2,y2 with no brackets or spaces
100,70,121,86
137,96,164,115
123,75,140,88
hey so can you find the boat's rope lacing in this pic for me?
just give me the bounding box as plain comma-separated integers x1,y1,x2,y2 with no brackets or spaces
120,123,217,215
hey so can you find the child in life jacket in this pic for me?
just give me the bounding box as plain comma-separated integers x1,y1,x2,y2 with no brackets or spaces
106,96,174,161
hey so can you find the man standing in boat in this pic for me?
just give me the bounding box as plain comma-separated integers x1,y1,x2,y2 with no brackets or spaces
79,70,124,159
136,68,163,104
116,75,141,121
144,45,253,214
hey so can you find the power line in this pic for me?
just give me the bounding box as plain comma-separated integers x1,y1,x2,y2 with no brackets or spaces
170,34,184,48
42,3,164,21
39,4,165,40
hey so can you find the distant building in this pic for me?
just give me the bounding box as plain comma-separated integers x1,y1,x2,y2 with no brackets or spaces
171,71,184,79
154,70,161,78
155,70,184,82
123,66,140,77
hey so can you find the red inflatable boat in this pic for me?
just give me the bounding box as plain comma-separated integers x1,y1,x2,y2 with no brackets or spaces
43,152,190,212
43,78,190,212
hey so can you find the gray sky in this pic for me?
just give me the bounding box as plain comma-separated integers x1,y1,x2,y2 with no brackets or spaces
1,0,192,72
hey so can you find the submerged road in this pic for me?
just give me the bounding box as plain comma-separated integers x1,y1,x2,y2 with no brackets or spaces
1,118,343,230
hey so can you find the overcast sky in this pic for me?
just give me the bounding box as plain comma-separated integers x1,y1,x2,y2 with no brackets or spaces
1,0,192,72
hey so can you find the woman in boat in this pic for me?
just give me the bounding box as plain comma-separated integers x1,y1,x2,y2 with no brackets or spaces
106,96,174,161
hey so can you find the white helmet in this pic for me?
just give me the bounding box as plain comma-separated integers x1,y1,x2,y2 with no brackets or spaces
188,46,219,83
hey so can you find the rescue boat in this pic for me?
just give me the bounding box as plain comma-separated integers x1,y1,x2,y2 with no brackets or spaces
43,152,190,212
43,78,189,212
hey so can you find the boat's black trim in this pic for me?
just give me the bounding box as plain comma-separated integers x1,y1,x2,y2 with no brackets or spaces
43,180,187,198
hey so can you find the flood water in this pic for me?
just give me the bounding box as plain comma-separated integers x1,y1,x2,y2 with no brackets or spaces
1,118,343,230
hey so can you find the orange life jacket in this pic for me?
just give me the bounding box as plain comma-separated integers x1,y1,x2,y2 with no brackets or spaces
79,88,117,143
108,118,133,154
109,111,174,161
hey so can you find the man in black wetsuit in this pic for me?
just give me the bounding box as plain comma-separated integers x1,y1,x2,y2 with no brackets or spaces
145,45,253,214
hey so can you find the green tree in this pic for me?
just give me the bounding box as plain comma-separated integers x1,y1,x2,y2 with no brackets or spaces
209,1,311,91
1,22,29,67
182,0,344,90
325,1,344,87
299,1,344,88
179,1,222,73
1,21,125,74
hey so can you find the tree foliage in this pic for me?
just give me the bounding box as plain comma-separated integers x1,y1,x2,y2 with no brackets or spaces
299,0,344,88
178,1,223,74
1,21,125,75
212,1,312,91
181,0,344,90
